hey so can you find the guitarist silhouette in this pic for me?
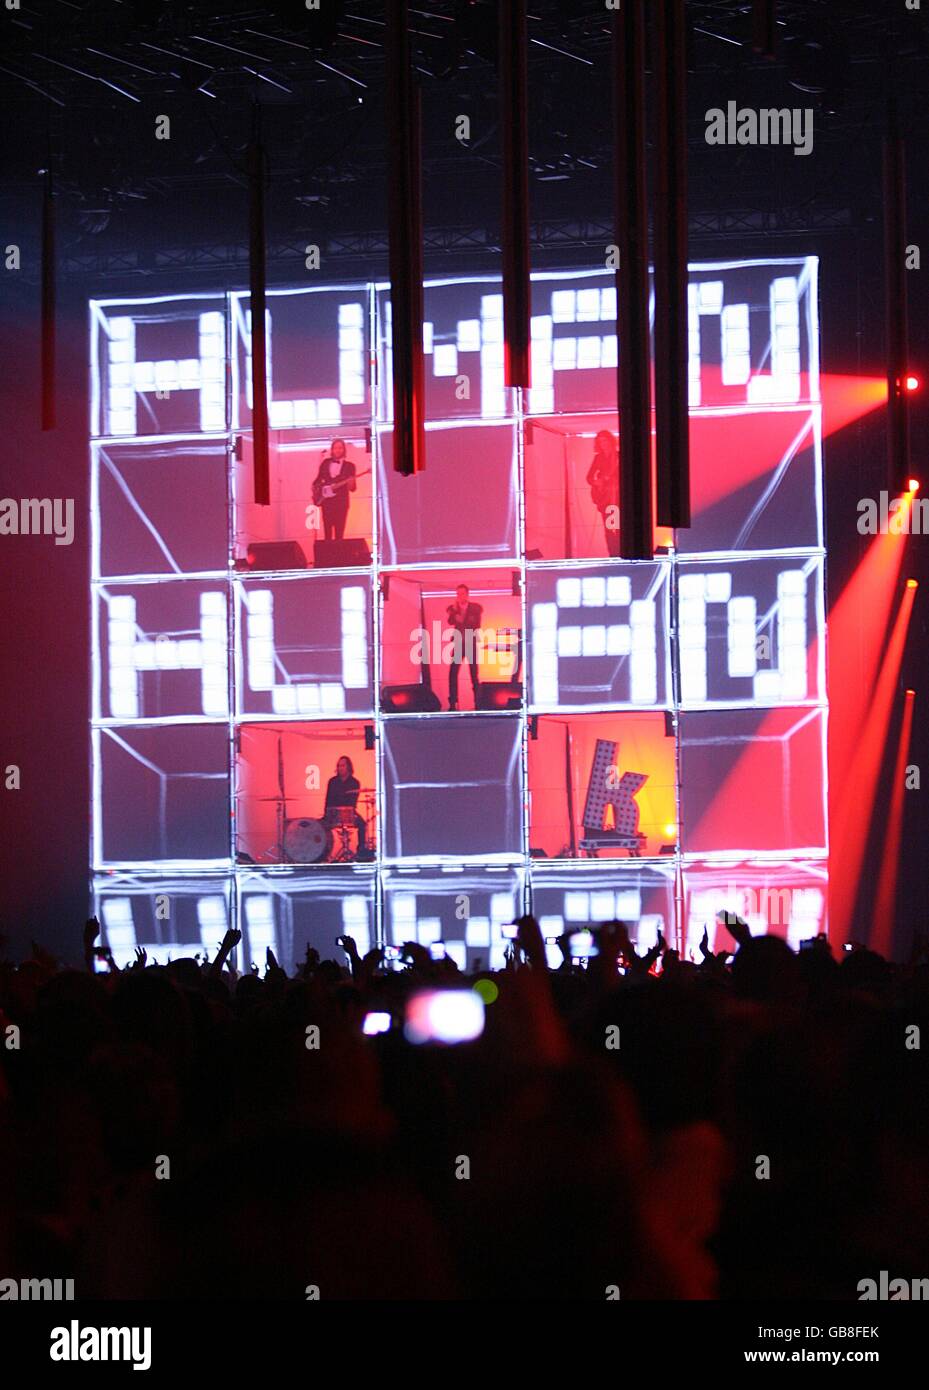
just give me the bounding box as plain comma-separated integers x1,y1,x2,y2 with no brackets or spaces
586,429,620,557
312,438,356,540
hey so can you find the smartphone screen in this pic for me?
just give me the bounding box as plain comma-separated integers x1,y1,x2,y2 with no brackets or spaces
362,1011,392,1037
404,990,485,1045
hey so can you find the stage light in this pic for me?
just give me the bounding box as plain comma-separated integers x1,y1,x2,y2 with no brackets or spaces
908,478,920,493
663,823,678,839
906,689,915,698
906,578,918,589
905,375,920,392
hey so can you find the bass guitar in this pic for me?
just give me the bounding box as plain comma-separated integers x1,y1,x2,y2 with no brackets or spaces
312,466,371,506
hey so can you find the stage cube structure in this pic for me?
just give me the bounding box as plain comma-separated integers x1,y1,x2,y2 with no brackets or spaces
91,258,827,961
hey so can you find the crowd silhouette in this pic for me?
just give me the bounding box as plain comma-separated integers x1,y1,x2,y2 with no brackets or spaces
1,914,928,1300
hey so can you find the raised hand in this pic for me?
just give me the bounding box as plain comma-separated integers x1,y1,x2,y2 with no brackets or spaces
266,946,286,985
210,927,242,977
515,914,546,970
399,941,431,972
717,910,751,949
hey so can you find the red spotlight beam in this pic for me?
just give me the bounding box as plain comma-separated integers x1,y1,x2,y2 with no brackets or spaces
823,504,914,824
872,690,915,959
829,581,917,948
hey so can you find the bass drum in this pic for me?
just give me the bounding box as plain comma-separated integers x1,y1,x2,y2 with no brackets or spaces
283,817,329,863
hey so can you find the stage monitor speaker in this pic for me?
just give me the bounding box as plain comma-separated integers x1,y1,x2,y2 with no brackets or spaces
314,538,372,568
245,540,307,570
381,683,442,713
476,680,523,711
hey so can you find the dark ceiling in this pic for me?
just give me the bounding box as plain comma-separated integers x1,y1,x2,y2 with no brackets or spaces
1,0,927,281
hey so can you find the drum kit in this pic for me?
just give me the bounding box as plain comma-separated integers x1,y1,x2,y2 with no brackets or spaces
241,735,377,866
281,789,376,864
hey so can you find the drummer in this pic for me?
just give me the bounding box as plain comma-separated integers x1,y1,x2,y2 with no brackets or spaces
323,755,366,846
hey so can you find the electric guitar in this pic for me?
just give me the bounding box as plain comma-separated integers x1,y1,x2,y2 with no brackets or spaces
589,460,619,513
312,467,371,506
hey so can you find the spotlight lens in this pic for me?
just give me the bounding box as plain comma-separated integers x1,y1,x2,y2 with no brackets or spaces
905,375,920,391
909,479,920,492
906,579,918,589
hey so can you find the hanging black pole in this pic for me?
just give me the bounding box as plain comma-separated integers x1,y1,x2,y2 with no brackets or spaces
248,113,270,506
499,0,531,390
653,0,690,529
752,0,777,60
612,0,653,560
883,104,910,495
41,167,56,432
386,0,425,476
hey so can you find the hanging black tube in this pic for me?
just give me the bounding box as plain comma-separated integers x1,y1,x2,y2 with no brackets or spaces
612,0,653,560
499,0,531,389
752,0,776,60
653,0,690,529
883,119,910,494
248,129,270,506
41,169,55,432
386,0,426,476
